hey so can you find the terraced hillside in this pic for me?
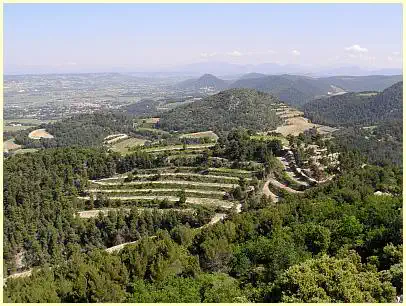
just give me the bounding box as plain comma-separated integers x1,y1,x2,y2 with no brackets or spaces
79,166,257,213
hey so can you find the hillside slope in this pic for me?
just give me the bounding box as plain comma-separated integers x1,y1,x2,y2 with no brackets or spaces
229,74,332,106
303,82,403,126
177,74,229,90
323,75,402,92
228,74,402,107
158,88,284,133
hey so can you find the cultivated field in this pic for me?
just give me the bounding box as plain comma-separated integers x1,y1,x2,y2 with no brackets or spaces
28,129,54,139
3,125,36,132
3,139,22,152
180,131,218,140
142,143,215,153
143,117,160,124
104,134,129,144
110,137,146,154
80,166,257,213
13,149,39,155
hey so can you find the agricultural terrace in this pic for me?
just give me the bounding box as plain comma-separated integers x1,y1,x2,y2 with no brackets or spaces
109,137,146,154
272,104,338,137
141,143,215,153
249,134,289,146
104,134,129,144
28,129,54,140
143,117,160,124
3,139,22,152
180,131,218,141
78,166,258,214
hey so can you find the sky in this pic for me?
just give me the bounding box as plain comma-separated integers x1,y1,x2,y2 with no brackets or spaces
4,3,403,74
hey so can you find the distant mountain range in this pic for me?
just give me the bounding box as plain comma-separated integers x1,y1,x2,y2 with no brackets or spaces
170,61,401,77
6,61,401,77
176,73,402,107
176,74,230,90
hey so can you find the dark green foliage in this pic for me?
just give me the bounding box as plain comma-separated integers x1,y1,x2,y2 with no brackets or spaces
304,82,402,127
269,251,396,302
3,127,402,303
214,127,283,163
334,120,402,166
14,112,137,149
230,74,333,106
323,75,402,92
123,99,159,117
158,89,284,133
230,74,401,107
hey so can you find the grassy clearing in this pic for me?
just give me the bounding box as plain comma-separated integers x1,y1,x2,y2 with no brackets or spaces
90,180,236,192
167,153,203,160
143,117,160,124
250,134,288,146
28,129,54,139
96,172,242,184
4,119,56,125
76,207,194,218
110,137,146,154
79,195,234,208
142,143,215,153
147,148,209,155
13,149,39,155
86,188,226,199
180,131,218,140
3,125,36,132
136,127,171,136
3,139,22,151
123,166,256,178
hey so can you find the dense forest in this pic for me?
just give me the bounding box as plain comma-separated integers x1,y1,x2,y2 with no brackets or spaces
123,99,160,117
175,73,401,107
303,82,402,127
333,119,403,166
12,112,137,149
4,127,403,302
158,89,284,134
229,74,332,106
303,82,403,167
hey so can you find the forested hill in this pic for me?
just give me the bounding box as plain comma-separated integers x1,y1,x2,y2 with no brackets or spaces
13,112,136,148
123,99,160,117
228,74,401,107
157,88,284,133
303,81,403,127
323,75,402,92
229,74,332,107
176,74,229,90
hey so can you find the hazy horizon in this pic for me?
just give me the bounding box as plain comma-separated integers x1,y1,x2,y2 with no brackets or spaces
5,3,403,75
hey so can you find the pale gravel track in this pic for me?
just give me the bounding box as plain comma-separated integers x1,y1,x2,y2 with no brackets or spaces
85,188,226,196
93,172,243,182
90,180,237,188
76,207,195,219
77,195,234,209
105,212,227,253
262,179,280,203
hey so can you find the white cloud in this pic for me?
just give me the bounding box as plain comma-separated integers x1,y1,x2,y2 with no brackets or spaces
227,50,243,57
291,50,301,56
345,44,368,53
200,52,217,58
200,49,276,59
